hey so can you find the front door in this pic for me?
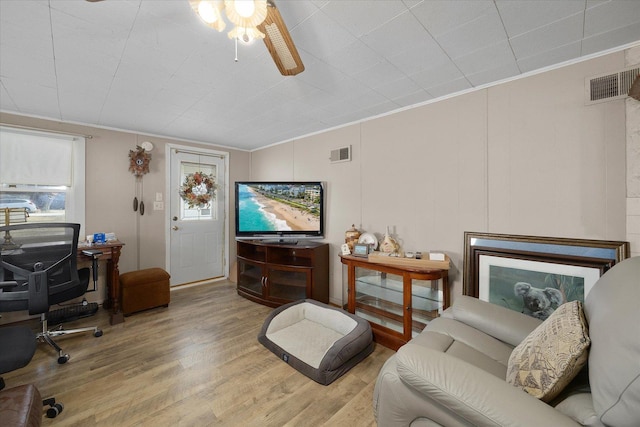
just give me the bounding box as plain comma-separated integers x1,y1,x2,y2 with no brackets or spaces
169,148,226,286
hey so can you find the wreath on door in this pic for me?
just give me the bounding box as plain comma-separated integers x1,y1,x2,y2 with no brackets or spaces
179,172,217,208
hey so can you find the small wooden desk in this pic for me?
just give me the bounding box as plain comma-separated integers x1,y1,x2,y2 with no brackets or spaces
78,241,125,325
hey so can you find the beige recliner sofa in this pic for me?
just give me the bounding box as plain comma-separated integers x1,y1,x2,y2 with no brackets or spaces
373,256,640,426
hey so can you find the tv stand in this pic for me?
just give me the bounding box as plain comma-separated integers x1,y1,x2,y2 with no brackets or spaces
236,239,329,307
264,239,298,245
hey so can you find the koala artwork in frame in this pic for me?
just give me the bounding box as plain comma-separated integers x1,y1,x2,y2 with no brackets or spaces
463,232,630,320
476,254,599,321
514,282,564,320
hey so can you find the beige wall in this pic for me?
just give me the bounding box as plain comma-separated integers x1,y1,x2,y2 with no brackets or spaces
251,50,631,306
1,48,635,311
0,112,251,307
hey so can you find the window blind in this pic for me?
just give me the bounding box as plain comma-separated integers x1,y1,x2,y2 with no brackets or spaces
0,127,76,186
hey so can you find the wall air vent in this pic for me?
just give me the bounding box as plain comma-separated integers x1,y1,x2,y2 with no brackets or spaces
586,66,639,104
330,145,351,163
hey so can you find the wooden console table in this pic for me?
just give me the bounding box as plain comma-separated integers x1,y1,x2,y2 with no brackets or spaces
78,241,124,325
340,254,449,350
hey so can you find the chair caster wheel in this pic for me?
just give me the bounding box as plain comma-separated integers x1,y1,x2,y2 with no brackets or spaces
57,354,69,364
46,402,64,418
94,329,103,337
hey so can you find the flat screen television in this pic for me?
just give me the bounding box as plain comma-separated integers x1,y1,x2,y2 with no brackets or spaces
235,181,324,241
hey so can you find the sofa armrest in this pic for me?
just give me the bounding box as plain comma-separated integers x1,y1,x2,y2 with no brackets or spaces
395,344,579,427
451,295,542,346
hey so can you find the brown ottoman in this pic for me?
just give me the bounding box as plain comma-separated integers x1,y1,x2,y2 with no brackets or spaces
120,268,170,316
0,384,42,427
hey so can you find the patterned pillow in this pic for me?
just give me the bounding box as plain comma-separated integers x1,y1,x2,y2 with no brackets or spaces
506,300,590,402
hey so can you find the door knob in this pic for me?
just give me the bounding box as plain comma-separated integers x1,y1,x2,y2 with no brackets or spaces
172,226,179,231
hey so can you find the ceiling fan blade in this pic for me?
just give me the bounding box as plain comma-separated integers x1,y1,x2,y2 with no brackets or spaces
258,1,304,76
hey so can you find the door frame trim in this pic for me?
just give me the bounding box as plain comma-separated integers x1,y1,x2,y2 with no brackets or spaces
165,143,230,282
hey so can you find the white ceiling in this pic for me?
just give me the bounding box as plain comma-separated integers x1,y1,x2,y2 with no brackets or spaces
1,0,639,151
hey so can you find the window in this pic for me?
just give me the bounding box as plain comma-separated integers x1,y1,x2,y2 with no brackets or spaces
0,126,85,226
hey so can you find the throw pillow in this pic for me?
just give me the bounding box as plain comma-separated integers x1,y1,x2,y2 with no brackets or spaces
506,300,590,403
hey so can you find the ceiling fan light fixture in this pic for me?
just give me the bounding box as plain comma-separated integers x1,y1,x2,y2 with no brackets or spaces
233,0,255,18
198,1,217,22
228,25,265,42
224,0,267,28
190,0,226,32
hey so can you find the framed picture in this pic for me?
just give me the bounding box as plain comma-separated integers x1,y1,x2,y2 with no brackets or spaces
352,243,371,257
463,232,629,320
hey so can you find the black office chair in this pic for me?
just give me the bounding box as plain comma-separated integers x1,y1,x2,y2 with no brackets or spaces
0,325,36,390
0,223,102,364
0,325,64,420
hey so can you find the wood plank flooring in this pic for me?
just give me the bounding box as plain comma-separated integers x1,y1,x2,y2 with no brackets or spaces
3,281,394,426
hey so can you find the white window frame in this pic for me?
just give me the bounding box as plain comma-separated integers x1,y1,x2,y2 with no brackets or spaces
0,126,85,229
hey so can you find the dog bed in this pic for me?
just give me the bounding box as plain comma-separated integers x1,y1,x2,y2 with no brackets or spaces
258,299,374,385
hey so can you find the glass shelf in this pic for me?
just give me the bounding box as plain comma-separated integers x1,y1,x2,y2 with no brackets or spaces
355,269,443,313
355,308,403,334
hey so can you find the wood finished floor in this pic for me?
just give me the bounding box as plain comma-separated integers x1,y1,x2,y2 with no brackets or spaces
3,281,394,426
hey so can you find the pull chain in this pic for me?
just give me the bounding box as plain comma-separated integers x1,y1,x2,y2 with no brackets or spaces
235,37,238,62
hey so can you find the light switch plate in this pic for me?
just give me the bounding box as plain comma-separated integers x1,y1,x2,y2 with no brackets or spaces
153,201,164,211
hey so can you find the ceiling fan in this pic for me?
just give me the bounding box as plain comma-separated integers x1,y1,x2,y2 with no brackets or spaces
87,0,304,76
190,0,304,76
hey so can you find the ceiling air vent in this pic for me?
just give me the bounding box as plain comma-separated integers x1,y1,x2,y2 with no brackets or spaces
330,145,351,163
586,66,639,104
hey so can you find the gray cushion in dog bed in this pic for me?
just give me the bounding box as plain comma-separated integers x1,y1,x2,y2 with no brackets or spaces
258,299,374,385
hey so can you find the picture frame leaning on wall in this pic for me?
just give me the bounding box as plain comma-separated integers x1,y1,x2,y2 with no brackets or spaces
463,232,629,320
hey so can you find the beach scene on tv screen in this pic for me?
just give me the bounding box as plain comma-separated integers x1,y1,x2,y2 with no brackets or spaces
238,183,321,233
